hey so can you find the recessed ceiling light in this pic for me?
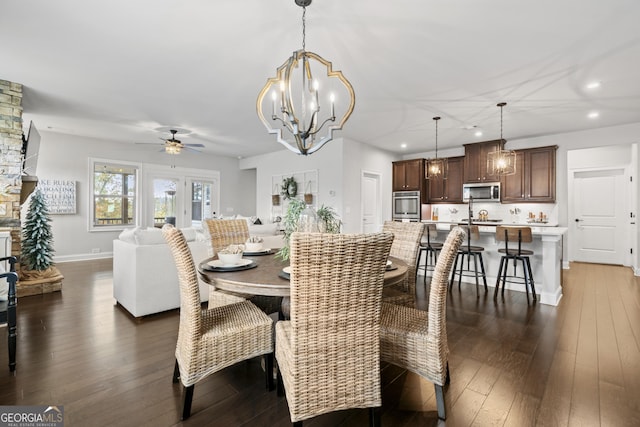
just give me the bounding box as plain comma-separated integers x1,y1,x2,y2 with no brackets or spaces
474,130,483,137
588,111,600,119
400,143,407,149
586,81,601,90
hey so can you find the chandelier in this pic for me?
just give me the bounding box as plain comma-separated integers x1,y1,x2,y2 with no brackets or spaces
426,116,447,179
256,0,355,155
486,102,516,176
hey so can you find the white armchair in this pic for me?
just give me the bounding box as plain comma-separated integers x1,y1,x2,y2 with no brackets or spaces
113,227,210,318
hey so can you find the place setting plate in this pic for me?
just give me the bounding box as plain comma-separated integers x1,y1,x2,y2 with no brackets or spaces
279,266,292,280
204,258,257,272
243,248,274,256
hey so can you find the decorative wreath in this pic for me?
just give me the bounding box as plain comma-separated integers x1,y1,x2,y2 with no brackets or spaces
281,177,297,200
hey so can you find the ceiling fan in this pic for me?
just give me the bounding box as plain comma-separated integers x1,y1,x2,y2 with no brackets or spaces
159,129,205,155
137,129,205,154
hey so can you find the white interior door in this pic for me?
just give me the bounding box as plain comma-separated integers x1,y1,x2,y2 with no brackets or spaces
361,171,381,233
572,168,628,265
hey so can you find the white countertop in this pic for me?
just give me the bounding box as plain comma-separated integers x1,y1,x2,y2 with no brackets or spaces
421,220,567,236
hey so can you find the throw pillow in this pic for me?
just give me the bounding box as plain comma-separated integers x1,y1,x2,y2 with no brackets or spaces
118,227,139,244
134,228,166,245
180,227,197,242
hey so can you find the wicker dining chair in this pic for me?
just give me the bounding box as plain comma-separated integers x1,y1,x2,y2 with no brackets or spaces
381,220,425,307
162,224,274,421
380,226,466,420
204,219,281,313
275,231,394,426
203,219,251,306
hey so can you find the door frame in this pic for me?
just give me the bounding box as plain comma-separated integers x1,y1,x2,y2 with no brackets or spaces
360,170,382,233
568,166,630,266
567,145,635,268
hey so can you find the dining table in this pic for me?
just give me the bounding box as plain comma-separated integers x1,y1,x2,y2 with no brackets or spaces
197,251,408,317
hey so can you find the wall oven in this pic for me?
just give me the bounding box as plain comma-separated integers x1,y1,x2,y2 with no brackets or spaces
392,191,421,221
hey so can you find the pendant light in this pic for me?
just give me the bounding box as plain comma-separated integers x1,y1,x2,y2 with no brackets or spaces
486,102,516,176
426,116,447,179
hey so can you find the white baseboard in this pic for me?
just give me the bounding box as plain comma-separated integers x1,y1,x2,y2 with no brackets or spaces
54,252,113,263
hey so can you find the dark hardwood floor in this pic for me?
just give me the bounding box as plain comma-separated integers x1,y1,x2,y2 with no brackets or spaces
1,259,639,426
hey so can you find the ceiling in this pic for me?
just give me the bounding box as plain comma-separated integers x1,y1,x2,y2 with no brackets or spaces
3,0,640,159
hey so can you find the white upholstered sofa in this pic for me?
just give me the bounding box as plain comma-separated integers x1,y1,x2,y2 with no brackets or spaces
113,227,211,318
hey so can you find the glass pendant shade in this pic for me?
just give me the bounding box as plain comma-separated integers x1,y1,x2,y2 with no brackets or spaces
487,102,517,176
427,158,448,179
427,116,447,179
487,145,517,176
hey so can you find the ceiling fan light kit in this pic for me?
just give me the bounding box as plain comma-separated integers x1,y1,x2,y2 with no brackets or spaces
256,0,355,155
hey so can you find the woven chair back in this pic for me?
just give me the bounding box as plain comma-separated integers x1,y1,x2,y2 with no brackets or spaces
162,224,202,338
204,219,249,253
427,227,466,342
288,231,394,406
382,221,425,290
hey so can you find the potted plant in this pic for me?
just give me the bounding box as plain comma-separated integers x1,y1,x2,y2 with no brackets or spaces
276,199,341,261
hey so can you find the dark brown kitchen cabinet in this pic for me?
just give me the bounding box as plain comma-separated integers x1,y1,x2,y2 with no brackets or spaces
392,159,425,192
463,140,503,183
428,156,464,203
501,145,557,203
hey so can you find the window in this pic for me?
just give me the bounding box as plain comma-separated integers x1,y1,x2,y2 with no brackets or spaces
90,159,140,231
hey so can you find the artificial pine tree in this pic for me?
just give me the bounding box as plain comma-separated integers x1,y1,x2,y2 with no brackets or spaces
21,187,55,271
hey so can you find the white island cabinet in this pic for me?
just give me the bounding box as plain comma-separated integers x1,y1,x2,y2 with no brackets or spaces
423,221,567,306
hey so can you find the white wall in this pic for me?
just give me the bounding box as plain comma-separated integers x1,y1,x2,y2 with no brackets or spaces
33,122,640,265
33,131,254,261
239,138,399,232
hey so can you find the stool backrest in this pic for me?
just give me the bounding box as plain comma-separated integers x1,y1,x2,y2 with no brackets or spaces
495,226,532,254
422,223,438,246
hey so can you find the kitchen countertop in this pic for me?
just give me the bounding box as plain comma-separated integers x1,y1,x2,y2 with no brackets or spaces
421,220,567,236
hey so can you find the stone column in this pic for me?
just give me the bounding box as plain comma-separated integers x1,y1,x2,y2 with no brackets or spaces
0,79,23,255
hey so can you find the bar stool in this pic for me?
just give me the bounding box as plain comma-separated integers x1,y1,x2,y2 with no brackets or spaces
494,226,537,303
449,224,487,296
416,224,443,283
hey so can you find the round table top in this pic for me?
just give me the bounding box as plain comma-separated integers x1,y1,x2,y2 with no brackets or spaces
197,252,408,298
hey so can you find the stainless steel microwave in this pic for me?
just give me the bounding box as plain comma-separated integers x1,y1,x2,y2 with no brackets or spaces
392,191,421,221
462,182,501,202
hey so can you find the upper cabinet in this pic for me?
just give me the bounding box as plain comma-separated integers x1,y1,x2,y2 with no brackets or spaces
393,158,426,204
501,145,557,203
463,140,503,183
392,159,425,191
427,156,464,203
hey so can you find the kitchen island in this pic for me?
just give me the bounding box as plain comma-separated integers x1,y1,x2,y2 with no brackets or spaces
423,220,567,306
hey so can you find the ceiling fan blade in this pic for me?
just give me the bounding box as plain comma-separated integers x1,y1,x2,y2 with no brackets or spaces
183,143,205,148
183,146,202,153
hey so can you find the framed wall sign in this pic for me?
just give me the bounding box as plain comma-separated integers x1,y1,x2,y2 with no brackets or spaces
39,179,77,214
